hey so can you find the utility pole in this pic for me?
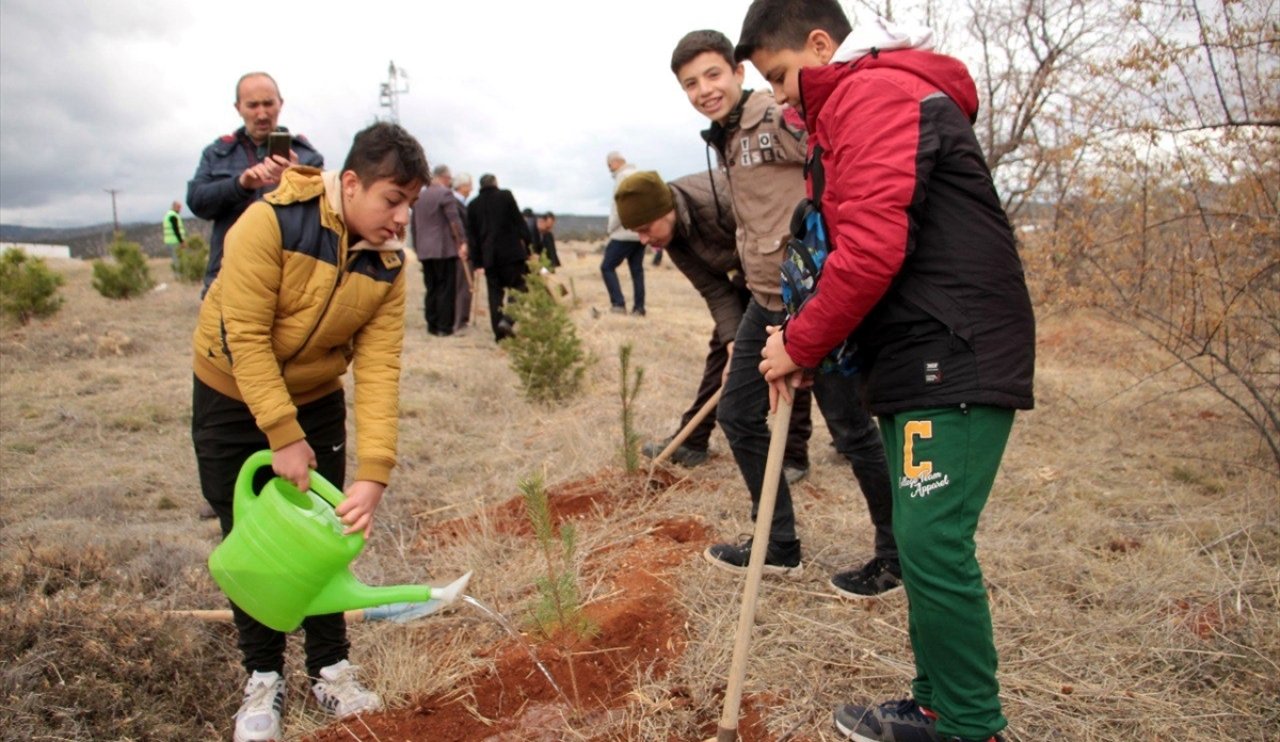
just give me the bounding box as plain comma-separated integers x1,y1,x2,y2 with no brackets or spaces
104,188,121,235
378,61,409,123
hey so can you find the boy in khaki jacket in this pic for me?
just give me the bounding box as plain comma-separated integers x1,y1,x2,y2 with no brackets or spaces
672,29,899,597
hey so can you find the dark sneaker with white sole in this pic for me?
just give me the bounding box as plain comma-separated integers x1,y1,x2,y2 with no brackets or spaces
703,536,802,577
641,437,709,467
833,698,1005,742
834,698,937,741
830,556,903,599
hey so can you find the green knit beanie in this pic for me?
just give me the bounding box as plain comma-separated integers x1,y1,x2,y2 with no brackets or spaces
615,171,674,230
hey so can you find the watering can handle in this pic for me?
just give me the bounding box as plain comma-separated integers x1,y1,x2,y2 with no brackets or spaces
235,449,348,509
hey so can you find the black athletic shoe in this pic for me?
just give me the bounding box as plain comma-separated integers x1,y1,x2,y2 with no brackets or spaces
495,317,516,342
704,536,802,577
830,557,903,599
833,698,937,742
833,698,1004,742
641,437,709,467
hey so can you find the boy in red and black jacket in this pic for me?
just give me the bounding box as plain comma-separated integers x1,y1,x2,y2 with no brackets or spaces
741,2,1036,742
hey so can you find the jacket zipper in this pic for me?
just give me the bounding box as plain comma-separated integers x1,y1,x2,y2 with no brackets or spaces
280,244,350,373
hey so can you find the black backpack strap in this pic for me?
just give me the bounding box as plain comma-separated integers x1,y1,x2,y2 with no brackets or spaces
804,143,826,211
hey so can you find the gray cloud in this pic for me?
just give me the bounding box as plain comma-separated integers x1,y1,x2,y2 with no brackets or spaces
0,0,764,228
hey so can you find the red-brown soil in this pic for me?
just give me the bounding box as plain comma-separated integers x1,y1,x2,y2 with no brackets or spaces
307,473,784,742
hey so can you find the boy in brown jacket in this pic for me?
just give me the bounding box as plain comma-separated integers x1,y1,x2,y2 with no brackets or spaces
672,29,899,596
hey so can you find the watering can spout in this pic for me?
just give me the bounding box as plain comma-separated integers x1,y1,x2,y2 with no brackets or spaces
306,570,432,617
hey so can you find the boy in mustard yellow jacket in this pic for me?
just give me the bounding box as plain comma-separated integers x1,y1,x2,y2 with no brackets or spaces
191,121,429,742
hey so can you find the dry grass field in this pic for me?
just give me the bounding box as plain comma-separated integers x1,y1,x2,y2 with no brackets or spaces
1,245,1277,741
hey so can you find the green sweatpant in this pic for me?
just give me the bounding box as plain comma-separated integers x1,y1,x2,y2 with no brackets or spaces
880,404,1013,740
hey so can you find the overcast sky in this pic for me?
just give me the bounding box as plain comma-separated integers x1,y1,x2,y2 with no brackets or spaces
0,0,786,228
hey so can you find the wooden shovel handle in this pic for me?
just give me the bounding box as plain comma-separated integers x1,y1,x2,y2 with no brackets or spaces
647,388,722,477
714,391,794,741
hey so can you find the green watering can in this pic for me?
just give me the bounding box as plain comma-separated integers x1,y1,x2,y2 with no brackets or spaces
209,450,469,632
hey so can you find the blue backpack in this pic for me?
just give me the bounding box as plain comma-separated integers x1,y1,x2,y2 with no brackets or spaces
780,198,860,376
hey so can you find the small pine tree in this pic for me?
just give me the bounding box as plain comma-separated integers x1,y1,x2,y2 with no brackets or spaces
618,343,644,472
505,270,586,402
520,471,595,704
92,234,154,299
0,248,64,324
173,235,209,283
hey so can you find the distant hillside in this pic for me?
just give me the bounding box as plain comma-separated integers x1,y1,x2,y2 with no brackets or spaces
0,220,210,260
550,214,606,242
1,212,606,259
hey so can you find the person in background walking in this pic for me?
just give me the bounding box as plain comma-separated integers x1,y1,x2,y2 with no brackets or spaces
601,151,647,316
466,173,533,342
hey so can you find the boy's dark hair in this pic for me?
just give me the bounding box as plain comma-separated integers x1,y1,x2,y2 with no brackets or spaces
670,30,735,75
542,211,555,220
735,0,852,63
341,122,430,187
479,173,497,189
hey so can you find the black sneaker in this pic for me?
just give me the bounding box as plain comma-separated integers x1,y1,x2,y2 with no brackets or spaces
833,698,937,742
834,698,1003,742
703,536,802,577
641,437,709,467
495,317,516,342
830,557,903,599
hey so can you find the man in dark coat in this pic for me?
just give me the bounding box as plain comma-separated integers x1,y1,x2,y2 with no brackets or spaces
466,173,533,341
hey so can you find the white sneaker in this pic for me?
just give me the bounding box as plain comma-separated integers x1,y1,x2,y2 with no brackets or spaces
233,671,285,742
312,660,382,719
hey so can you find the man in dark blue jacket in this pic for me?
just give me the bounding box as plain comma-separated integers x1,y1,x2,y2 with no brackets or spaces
187,71,323,295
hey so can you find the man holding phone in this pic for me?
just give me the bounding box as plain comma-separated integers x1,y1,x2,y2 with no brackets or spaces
187,71,323,295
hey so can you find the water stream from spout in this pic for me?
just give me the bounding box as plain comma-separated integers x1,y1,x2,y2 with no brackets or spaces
460,595,569,703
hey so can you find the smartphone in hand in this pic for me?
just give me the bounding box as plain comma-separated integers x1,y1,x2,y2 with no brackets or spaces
267,131,291,161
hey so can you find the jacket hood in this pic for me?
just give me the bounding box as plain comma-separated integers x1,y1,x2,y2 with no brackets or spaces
267,165,326,203
801,48,980,130
831,15,934,64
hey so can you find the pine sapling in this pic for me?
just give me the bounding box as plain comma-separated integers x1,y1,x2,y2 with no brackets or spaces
173,235,209,283
92,234,154,299
506,270,587,403
520,471,595,705
618,343,644,472
0,248,64,324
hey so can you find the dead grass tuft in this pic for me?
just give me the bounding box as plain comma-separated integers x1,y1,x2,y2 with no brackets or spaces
0,590,241,740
